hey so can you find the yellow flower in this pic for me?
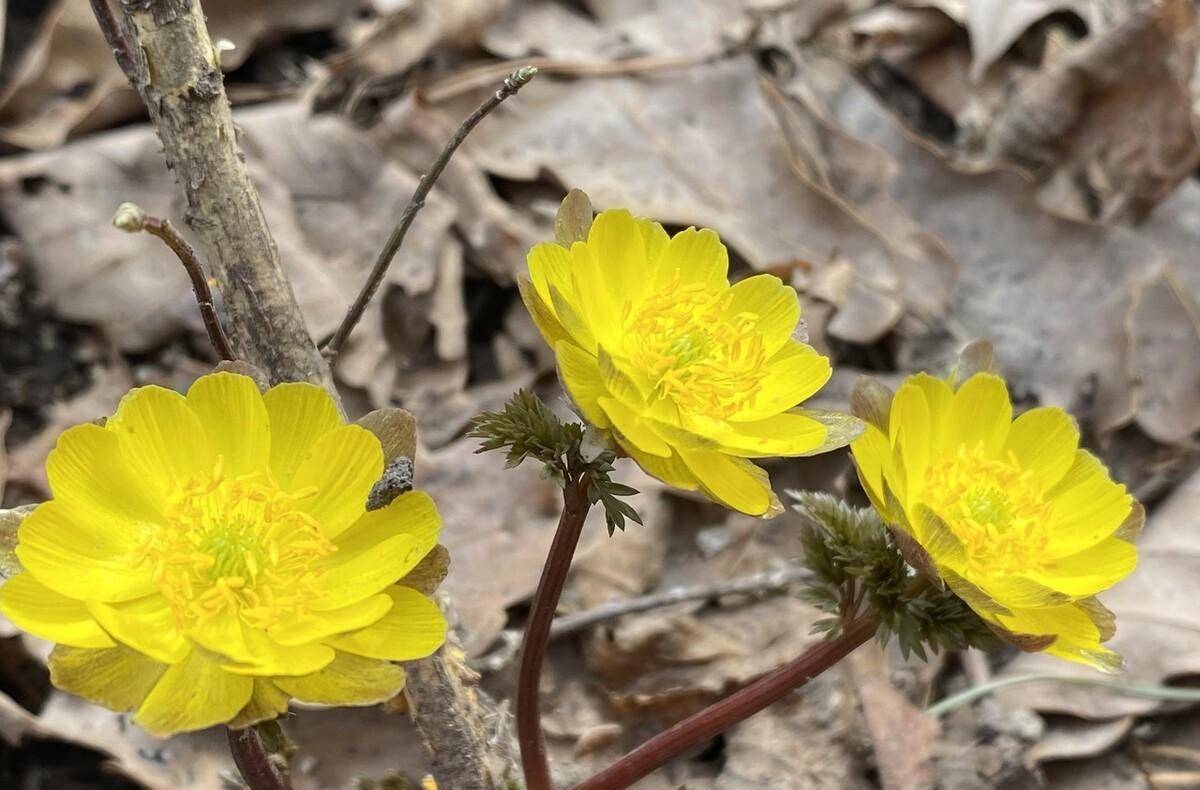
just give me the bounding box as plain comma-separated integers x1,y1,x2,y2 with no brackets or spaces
520,208,860,516
850,360,1141,672
0,372,447,735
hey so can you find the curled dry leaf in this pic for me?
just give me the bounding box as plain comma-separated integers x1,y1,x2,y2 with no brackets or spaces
459,56,952,344
842,0,1200,223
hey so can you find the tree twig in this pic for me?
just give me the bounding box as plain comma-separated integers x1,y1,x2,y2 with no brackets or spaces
88,0,137,83
115,0,330,387
227,726,293,790
322,66,538,362
551,566,813,639
575,615,877,789
518,476,592,790
472,566,814,675
113,202,234,361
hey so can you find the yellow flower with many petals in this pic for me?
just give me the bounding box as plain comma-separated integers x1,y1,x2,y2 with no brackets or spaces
850,358,1140,672
519,207,860,517
0,372,447,735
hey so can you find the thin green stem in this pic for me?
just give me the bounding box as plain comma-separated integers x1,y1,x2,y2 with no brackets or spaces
926,673,1200,718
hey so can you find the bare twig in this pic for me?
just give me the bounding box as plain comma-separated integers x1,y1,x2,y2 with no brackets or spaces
420,55,708,104
322,66,538,362
88,0,137,83
227,727,292,790
115,0,330,387
113,203,234,361
551,566,813,638
473,566,814,674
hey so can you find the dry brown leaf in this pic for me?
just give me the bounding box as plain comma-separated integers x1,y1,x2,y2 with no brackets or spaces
824,69,1170,420
848,642,939,790
715,689,862,789
459,56,949,344
846,0,1200,224
964,0,1095,81
0,102,462,408
1112,270,1200,444
1025,716,1134,765
0,0,365,149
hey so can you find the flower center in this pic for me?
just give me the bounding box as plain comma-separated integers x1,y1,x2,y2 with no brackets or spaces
623,276,769,419
133,458,335,630
921,444,1053,576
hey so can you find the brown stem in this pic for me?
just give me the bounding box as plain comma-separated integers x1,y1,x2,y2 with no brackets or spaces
322,66,538,362
574,614,877,790
113,203,235,361
227,726,293,790
88,0,137,82
518,475,593,790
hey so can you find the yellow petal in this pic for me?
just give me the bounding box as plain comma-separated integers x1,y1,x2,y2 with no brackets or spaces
995,603,1122,673
635,217,670,267
549,280,597,353
221,631,335,677
1034,538,1137,597
46,423,163,522
584,209,648,303
268,594,393,646
729,340,831,422
134,649,253,735
554,340,610,429
0,573,113,648
677,449,774,516
186,609,252,663
889,380,932,491
1044,451,1133,557
974,575,1069,609
345,489,441,555
906,373,953,452
597,346,648,408
273,651,406,705
1003,407,1080,490
16,500,155,602
229,680,291,729
655,227,728,290
598,396,671,457
310,533,426,612
288,424,383,539
709,411,827,458
527,241,575,308
569,245,623,348
186,372,269,477
723,274,800,356
107,385,212,496
946,373,1011,457
619,439,700,492
49,645,165,712
518,276,570,349
326,586,447,661
263,382,344,488
851,423,892,512
87,595,189,664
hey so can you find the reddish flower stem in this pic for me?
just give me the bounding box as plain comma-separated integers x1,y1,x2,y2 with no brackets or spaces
227,726,292,790
574,614,877,790
518,475,593,790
